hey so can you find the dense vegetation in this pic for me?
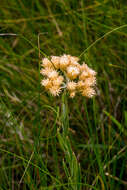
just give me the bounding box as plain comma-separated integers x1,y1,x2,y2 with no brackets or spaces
0,0,127,189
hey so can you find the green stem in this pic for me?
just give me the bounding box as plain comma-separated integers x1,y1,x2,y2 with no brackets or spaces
61,91,69,137
57,92,82,190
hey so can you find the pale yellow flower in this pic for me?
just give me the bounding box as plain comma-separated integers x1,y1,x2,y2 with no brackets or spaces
87,68,97,76
70,61,80,69
52,76,64,86
47,70,59,79
68,55,79,63
67,66,80,79
42,58,53,68
85,76,96,86
79,70,89,80
82,87,96,98
40,68,53,76
51,56,60,69
49,86,61,96
80,63,96,76
79,63,89,71
60,54,70,70
41,78,52,89
67,81,77,91
77,80,86,90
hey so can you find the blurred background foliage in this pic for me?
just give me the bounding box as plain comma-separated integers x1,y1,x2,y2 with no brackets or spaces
0,0,127,189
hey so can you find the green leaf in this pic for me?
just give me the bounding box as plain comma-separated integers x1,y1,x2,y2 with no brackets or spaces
104,110,127,136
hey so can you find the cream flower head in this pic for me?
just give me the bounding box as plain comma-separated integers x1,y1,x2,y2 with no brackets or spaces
41,78,52,89
40,54,97,98
51,56,60,69
42,58,53,68
40,67,53,76
67,81,77,91
60,54,70,70
67,66,80,80
47,70,58,79
49,86,61,96
52,76,64,86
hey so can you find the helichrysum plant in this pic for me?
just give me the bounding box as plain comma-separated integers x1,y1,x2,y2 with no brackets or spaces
40,54,97,190
40,54,97,98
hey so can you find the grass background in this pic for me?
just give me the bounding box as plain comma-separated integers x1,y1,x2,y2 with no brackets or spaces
0,0,127,189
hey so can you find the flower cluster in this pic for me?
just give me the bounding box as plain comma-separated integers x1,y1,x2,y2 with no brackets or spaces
40,55,97,98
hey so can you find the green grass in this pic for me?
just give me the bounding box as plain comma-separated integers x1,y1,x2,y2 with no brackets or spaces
0,0,127,189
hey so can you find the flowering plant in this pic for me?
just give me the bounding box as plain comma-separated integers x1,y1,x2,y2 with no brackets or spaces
40,54,97,189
